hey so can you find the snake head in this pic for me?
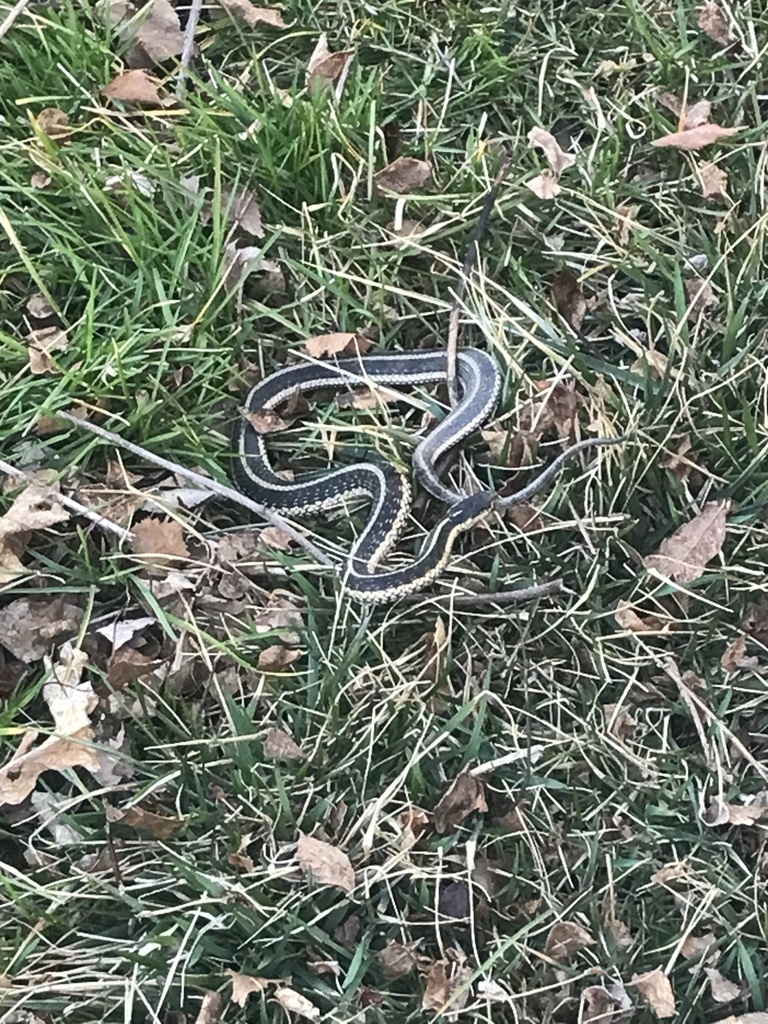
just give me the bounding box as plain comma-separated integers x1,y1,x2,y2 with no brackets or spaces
448,490,496,529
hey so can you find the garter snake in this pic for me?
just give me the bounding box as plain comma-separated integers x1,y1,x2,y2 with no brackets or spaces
232,347,621,602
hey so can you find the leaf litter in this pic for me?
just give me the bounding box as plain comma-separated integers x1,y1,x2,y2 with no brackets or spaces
0,483,69,580
643,500,729,583
433,770,487,833
296,832,355,893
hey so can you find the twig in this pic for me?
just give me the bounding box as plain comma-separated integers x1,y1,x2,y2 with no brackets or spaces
0,458,133,543
446,151,513,407
398,578,563,606
0,0,32,40
175,0,204,99
56,411,335,568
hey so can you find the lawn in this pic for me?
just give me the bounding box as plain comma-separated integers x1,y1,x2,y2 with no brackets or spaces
1,0,767,1021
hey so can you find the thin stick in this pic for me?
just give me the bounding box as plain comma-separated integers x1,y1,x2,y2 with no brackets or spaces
0,0,32,40
0,457,133,543
446,151,513,407
56,411,335,568
175,0,204,99
398,578,563,606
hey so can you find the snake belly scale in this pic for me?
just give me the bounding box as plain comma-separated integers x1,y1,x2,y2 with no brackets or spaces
232,348,501,602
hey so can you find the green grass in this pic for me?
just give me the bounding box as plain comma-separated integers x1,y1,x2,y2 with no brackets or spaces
1,0,768,1020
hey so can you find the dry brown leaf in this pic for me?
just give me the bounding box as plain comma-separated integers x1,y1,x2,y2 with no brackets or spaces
31,170,52,188
107,647,160,689
0,595,83,662
246,408,294,434
721,635,749,672
631,348,669,379
614,203,639,246
218,0,286,27
27,292,55,318
681,932,716,958
545,921,595,960
433,770,487,833
0,484,69,580
551,269,586,332
258,525,296,552
274,987,320,1021
26,325,68,375
103,69,162,104
373,156,432,196
604,703,636,743
685,99,712,129
526,171,561,199
698,2,734,45
257,645,301,671
106,803,184,838
704,797,767,827
222,184,264,239
36,107,70,139
387,218,426,246
263,727,305,761
43,643,93,733
665,433,694,481
0,728,100,806
227,970,268,1007
253,593,303,643
297,832,355,893
699,161,728,198
705,968,740,1003
614,601,671,634
421,962,451,1013
652,124,740,151
132,517,190,563
306,33,353,93
528,126,576,176
685,278,718,322
718,1015,768,1024
129,0,184,62
643,500,729,584
582,984,634,1024
303,332,369,358
376,940,420,979
195,991,224,1024
631,970,676,1018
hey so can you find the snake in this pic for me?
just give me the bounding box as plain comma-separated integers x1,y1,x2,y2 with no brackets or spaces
232,347,622,602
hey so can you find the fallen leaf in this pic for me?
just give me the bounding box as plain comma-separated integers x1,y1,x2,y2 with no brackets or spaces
253,594,304,643
222,184,264,239
631,969,676,1018
106,803,184,838
631,348,669,379
718,1015,768,1024
721,635,748,672
681,932,716,958
297,832,355,893
582,985,633,1024
551,269,586,332
334,915,361,946
306,33,353,93
31,170,52,188
218,0,286,27
97,615,157,652
246,408,294,434
652,124,740,151
26,293,55,319
0,483,69,580
376,941,420,979
643,500,729,584
699,161,729,199
698,2,734,45
103,69,162,104
257,645,301,671
604,703,636,743
387,218,426,246
526,171,561,199
263,727,305,760
43,643,93,734
0,595,83,662
106,0,184,63
528,126,576,176
194,992,224,1024
0,728,100,806
614,203,640,246
545,921,595,960
373,156,432,196
36,107,70,139
685,99,713,129
132,517,190,563
433,770,487,833
304,332,370,358
274,987,320,1021
614,601,671,633
685,278,718,322
706,968,740,1003
227,970,268,1007
439,880,470,919
258,525,297,552
107,647,160,689
26,326,68,374
421,962,451,1013
704,798,767,826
